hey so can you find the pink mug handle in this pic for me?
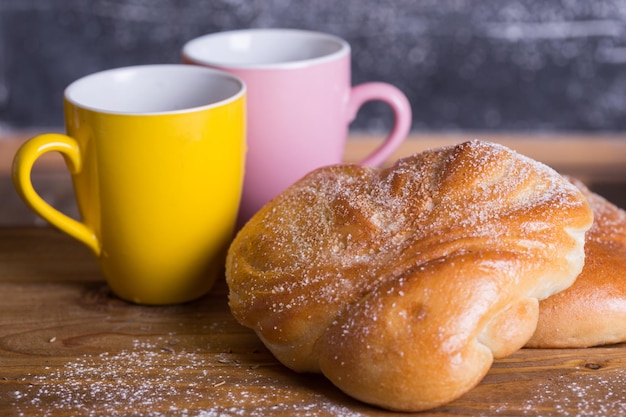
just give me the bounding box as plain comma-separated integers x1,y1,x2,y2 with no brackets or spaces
347,82,412,166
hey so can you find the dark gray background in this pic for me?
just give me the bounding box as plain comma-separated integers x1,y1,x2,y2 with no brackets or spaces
2,0,626,133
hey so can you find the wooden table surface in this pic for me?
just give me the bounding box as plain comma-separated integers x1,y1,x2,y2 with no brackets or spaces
2,134,626,416
1,227,626,417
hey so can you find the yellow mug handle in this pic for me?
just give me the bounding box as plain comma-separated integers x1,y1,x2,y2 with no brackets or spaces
12,133,101,256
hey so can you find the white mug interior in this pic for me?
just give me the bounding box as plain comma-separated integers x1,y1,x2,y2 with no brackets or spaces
64,64,245,114
182,29,350,69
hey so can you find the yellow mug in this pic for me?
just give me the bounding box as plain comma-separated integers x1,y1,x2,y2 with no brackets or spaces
12,65,246,305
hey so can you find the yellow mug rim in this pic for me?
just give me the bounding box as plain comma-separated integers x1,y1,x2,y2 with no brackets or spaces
64,64,246,116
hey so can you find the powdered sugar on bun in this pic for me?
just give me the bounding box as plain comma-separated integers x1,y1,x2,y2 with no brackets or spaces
226,140,593,412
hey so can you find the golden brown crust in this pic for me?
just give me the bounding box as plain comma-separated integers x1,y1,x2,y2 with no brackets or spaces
527,177,626,348
226,140,593,411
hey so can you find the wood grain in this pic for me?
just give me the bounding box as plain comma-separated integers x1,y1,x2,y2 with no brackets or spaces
345,132,626,184
4,130,626,180
1,227,626,416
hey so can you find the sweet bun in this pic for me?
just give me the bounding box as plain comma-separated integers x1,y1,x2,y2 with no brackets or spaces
225,140,593,411
527,177,626,348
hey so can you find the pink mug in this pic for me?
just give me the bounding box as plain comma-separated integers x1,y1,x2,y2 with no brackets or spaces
182,28,412,224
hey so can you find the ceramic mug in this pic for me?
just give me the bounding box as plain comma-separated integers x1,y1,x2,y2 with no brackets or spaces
182,28,412,223
12,64,246,305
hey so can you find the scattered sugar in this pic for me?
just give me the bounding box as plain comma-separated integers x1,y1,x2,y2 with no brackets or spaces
517,371,626,417
11,337,368,417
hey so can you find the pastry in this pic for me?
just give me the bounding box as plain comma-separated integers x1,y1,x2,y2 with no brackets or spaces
527,177,626,348
225,140,593,411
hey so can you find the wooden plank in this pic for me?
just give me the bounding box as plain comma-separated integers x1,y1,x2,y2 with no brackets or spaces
346,132,626,183
0,131,67,175
3,131,626,180
1,227,626,416
0,130,613,176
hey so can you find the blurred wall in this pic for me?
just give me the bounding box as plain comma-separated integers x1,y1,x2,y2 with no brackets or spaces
2,0,626,133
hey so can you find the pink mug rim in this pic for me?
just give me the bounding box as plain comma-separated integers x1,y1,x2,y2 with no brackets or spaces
182,28,350,70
